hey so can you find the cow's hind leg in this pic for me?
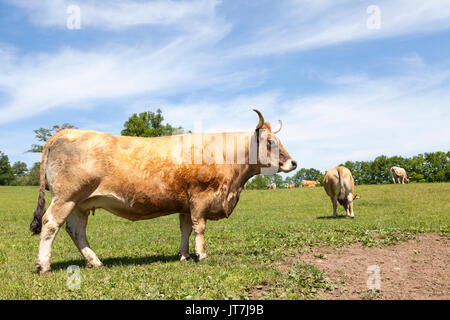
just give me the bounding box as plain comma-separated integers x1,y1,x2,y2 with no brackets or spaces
36,200,75,275
346,194,355,219
65,207,103,268
331,197,338,218
178,214,193,261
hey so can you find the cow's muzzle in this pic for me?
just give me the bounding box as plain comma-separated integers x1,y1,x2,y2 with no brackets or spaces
280,159,297,172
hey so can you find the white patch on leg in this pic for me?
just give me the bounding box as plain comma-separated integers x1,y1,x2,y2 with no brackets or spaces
180,253,190,261
81,247,103,267
37,217,59,274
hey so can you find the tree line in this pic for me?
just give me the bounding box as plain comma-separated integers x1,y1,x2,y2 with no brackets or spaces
0,109,448,187
245,152,450,189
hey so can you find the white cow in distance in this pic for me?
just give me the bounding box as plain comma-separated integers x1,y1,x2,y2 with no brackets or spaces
390,166,410,184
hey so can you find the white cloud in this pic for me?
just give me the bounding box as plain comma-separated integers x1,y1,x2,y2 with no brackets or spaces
0,0,245,125
229,0,450,57
8,0,220,31
0,20,254,125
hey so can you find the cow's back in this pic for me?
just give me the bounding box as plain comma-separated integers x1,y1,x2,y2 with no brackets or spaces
390,166,406,178
323,167,354,198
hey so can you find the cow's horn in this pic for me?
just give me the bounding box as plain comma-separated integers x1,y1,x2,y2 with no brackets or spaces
253,109,264,130
273,120,282,133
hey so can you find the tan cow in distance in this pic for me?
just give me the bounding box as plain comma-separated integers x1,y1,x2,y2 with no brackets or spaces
287,184,296,189
29,109,297,275
266,183,277,190
301,180,320,188
323,166,359,218
390,166,410,184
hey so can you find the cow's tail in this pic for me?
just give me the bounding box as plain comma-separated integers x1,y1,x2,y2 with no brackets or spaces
337,167,346,205
30,145,49,235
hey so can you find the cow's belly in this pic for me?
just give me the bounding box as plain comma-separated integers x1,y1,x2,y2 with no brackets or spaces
77,193,187,221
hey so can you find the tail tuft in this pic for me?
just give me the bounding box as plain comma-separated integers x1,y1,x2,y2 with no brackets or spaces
30,141,49,235
30,189,46,235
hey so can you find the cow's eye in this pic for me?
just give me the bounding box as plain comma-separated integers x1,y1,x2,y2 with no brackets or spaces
268,139,275,145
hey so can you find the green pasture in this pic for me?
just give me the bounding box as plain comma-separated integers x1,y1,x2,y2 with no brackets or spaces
0,183,448,299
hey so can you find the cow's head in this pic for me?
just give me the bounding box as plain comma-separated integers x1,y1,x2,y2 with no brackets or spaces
253,109,297,173
405,176,410,183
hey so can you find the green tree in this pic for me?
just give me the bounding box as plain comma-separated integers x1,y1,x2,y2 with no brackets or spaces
0,151,14,185
246,175,269,190
424,151,448,182
121,109,186,137
339,151,449,184
406,155,426,183
27,162,41,186
266,174,285,188
12,161,28,177
291,168,324,187
27,123,76,153
370,155,391,184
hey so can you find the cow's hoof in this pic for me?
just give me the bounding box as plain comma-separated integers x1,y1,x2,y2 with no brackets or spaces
180,254,190,262
87,261,104,268
37,266,51,275
36,261,51,275
197,253,207,261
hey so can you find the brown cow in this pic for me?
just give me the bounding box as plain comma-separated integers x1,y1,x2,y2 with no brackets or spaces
323,166,359,218
390,166,410,184
30,109,297,274
301,180,320,188
287,184,296,189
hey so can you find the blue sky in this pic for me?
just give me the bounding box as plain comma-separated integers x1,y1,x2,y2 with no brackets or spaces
0,0,449,173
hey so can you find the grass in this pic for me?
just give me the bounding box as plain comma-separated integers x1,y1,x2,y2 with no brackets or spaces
0,183,449,299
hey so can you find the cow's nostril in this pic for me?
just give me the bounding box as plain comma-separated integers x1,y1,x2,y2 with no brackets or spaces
291,160,297,168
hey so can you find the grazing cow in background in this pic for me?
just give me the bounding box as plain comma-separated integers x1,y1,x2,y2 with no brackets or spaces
323,166,359,218
390,166,410,184
29,109,297,274
301,180,320,188
287,184,296,189
266,183,276,190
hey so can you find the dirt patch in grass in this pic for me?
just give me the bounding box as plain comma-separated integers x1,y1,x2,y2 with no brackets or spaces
296,233,450,300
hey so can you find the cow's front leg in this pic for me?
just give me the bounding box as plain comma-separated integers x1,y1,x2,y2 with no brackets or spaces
178,214,192,261
66,207,103,268
192,216,207,260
